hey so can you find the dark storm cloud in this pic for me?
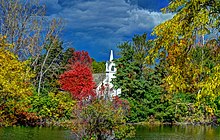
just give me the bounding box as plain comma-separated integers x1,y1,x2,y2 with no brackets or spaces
40,0,173,61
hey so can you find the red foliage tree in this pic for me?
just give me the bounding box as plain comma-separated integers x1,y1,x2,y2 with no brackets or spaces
68,50,92,67
59,51,95,100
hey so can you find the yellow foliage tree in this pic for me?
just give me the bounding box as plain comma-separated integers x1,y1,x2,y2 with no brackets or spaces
147,0,220,118
0,36,34,126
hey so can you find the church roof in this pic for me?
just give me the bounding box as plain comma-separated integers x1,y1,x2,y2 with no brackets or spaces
93,73,105,86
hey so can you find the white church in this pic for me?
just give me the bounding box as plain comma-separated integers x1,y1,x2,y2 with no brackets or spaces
96,50,121,99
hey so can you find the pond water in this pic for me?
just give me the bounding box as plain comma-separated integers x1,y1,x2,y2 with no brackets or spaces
0,125,220,140
129,125,220,140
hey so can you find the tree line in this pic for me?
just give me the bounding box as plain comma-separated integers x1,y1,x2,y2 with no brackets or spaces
113,0,220,124
0,0,220,139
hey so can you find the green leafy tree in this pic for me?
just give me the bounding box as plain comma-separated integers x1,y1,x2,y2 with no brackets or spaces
92,58,105,73
27,91,75,126
33,37,74,94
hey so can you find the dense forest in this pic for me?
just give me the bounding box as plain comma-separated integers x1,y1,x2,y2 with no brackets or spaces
0,0,220,139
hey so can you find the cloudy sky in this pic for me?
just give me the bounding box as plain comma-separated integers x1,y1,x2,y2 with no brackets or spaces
40,0,173,61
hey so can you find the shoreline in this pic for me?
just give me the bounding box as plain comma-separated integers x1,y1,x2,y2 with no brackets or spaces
129,121,219,127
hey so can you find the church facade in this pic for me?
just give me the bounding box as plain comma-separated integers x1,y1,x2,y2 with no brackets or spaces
96,50,121,98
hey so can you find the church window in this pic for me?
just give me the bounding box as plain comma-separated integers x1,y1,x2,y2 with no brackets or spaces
111,66,115,71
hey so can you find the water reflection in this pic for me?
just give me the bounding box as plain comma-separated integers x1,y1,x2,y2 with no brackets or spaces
0,125,220,140
129,125,220,140
0,127,73,140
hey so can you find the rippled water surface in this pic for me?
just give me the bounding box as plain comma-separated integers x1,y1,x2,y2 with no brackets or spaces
129,125,220,140
1,125,220,140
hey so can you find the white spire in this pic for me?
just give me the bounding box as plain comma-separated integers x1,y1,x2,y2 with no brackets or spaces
110,50,113,61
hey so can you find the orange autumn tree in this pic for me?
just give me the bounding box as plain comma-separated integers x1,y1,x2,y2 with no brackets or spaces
0,36,35,126
59,51,95,100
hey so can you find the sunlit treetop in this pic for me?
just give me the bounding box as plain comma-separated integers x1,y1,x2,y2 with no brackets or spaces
152,0,220,53
0,36,34,98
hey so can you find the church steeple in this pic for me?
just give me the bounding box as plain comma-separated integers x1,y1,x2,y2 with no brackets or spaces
109,50,113,61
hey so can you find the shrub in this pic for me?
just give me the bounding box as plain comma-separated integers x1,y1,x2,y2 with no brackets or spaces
27,91,76,126
68,98,135,140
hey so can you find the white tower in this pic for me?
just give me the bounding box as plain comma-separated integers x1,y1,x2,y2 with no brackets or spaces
106,50,116,84
96,50,121,99
110,50,113,61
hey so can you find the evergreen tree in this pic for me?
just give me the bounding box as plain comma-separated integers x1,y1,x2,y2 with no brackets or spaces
112,34,164,122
